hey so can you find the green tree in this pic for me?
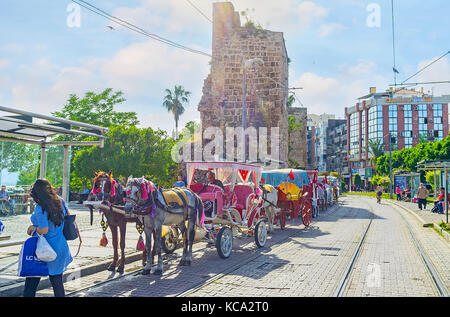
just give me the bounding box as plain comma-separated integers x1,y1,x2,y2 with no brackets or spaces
286,94,296,109
72,126,177,188
354,174,363,187
162,86,191,139
52,88,139,134
368,139,385,166
0,141,40,173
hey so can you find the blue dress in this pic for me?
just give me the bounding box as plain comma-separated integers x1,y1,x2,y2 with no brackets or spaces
30,200,73,276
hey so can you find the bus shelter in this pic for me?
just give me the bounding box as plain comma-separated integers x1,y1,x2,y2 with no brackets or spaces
393,171,421,200
417,160,450,224
0,105,108,203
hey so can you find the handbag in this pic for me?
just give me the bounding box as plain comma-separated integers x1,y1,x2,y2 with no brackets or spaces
18,234,49,277
62,202,82,257
35,233,57,262
63,214,79,241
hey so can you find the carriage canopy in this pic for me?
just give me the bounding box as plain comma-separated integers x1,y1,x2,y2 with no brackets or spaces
185,162,263,190
262,169,317,188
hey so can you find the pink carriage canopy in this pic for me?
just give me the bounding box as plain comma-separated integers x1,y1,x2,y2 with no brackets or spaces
185,162,263,191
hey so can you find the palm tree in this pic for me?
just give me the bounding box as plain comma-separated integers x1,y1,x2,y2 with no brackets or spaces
162,85,191,139
368,139,385,166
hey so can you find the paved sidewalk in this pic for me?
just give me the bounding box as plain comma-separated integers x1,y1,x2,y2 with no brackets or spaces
391,200,448,225
0,203,142,296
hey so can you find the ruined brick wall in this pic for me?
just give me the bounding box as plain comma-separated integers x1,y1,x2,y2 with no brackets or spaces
198,1,289,164
288,107,308,168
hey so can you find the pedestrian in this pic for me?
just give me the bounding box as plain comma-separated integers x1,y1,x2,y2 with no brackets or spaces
416,183,428,210
396,186,402,201
174,176,186,188
23,179,72,297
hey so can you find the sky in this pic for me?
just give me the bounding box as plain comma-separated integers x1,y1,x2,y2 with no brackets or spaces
1,0,450,134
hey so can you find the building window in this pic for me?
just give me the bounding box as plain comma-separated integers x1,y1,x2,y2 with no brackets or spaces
361,111,366,155
418,104,428,142
404,105,413,148
434,104,443,141
389,105,398,146
368,106,383,143
350,112,359,156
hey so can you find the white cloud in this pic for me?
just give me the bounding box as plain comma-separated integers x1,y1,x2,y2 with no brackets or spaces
112,0,329,34
292,61,389,116
2,39,209,133
412,56,450,96
318,23,347,37
232,0,328,31
0,59,10,70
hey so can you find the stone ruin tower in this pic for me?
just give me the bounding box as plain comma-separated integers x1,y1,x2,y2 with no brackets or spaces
198,2,289,165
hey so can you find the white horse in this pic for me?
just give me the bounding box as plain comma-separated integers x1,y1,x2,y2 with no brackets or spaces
259,184,279,233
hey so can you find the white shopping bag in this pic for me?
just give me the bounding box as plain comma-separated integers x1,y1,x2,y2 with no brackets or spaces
35,234,57,262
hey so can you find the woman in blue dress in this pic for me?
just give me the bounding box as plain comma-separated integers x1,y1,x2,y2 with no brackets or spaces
23,179,72,297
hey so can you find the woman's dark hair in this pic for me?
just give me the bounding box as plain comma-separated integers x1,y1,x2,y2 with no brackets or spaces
31,179,64,227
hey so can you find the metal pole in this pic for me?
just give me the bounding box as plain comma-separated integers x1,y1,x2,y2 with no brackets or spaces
242,59,247,163
445,168,448,224
434,170,437,201
39,146,46,179
389,133,393,199
62,145,69,202
0,141,3,186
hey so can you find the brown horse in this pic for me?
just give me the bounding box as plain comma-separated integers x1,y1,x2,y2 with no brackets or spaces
86,170,149,273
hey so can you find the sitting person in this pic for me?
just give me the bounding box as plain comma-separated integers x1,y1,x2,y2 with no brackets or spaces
174,176,185,188
0,185,14,215
207,172,224,190
78,185,90,204
434,187,450,214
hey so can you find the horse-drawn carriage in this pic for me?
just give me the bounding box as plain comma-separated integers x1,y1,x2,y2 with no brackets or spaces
261,169,320,227
186,161,269,258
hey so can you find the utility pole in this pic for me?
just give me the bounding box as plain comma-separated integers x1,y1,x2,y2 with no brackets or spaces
389,132,393,199
0,141,3,186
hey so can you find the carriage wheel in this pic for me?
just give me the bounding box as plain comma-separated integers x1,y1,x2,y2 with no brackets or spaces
302,200,312,227
280,211,286,230
254,220,267,248
162,226,179,254
216,227,233,259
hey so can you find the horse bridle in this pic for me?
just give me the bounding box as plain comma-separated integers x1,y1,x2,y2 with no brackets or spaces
126,180,158,216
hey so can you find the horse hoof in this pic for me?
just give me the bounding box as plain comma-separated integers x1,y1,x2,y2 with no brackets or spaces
117,266,124,274
185,261,191,266
178,260,186,266
153,269,162,275
107,265,116,272
142,269,151,276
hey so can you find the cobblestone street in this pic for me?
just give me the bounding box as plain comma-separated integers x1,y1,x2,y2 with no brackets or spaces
29,195,448,298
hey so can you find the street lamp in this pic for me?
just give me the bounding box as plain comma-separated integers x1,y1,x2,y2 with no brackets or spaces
242,58,264,162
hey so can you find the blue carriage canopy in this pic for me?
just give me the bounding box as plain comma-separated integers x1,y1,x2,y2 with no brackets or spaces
262,169,311,188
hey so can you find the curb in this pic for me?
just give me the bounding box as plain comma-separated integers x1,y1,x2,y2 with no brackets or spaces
432,224,450,242
387,200,450,242
0,251,143,297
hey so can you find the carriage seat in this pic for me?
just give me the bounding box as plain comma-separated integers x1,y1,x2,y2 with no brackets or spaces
223,185,237,209
233,185,254,214
190,184,223,217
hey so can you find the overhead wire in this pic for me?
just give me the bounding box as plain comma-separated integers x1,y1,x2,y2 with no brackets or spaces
71,0,211,57
184,0,213,24
401,50,450,85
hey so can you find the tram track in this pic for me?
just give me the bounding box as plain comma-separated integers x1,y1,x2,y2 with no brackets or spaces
334,197,448,297
66,202,344,297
